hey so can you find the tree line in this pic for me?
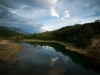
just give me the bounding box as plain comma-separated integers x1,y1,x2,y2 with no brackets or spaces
0,29,24,39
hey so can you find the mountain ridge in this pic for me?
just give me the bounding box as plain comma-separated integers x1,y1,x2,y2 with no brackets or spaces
0,26,28,34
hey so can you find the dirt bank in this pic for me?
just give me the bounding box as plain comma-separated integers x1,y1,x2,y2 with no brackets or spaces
0,39,22,62
85,39,100,60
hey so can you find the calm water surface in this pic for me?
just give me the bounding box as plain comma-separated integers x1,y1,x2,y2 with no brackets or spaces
5,42,100,74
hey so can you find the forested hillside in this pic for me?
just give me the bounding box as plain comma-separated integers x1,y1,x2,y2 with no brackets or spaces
0,26,28,34
0,29,24,39
25,20,100,47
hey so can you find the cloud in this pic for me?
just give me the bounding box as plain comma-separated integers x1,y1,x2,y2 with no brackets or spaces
0,0,100,33
0,0,59,32
35,0,57,8
50,8,59,17
34,0,59,17
0,0,60,33
63,11,70,18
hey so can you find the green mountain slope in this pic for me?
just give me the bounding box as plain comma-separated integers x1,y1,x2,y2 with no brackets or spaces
0,29,24,38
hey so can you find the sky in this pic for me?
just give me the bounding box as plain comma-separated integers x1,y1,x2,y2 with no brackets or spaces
0,0,100,33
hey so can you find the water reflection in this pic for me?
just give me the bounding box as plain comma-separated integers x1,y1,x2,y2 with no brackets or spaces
4,42,100,74
26,42,100,73
51,57,58,66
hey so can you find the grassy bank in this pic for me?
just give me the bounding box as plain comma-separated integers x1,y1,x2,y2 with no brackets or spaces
21,39,100,61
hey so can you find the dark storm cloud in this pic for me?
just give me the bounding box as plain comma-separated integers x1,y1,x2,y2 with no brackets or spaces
0,0,32,8
0,0,48,9
0,4,10,19
0,0,45,33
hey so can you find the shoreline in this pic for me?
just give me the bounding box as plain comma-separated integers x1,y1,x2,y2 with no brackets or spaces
0,39,22,73
21,39,100,61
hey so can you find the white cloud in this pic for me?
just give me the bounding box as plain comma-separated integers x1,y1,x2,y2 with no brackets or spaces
36,0,59,17
9,0,59,19
50,8,59,17
64,11,70,18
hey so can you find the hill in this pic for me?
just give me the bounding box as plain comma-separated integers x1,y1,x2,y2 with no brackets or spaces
0,26,27,34
0,29,22,38
0,26,26,39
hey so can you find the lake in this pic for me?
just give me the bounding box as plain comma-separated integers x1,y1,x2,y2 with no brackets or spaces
4,42,100,74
